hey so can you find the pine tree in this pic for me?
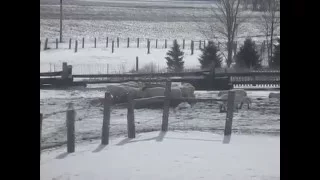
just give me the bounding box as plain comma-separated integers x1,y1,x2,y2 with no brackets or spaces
165,40,184,72
235,38,261,69
271,38,280,68
198,41,222,70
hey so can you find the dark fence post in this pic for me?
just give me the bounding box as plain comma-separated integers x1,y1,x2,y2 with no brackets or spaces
156,39,158,48
127,38,130,48
165,39,167,49
199,40,202,49
137,38,139,48
69,38,72,49
56,38,58,49
162,79,171,131
223,91,235,144
94,38,97,48
112,40,114,53
75,40,78,53
117,37,119,48
44,38,48,50
40,113,43,159
101,92,111,145
82,37,85,48
183,39,185,49
106,37,108,48
127,93,135,138
67,103,75,153
147,39,150,54
136,56,139,72
191,40,194,55
61,62,68,80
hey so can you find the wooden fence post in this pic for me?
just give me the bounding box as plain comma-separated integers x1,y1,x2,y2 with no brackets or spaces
112,41,114,53
147,39,150,54
136,56,139,72
127,38,130,48
82,37,85,48
183,39,185,49
69,38,72,49
44,38,48,50
156,39,158,48
191,40,194,55
75,40,78,53
94,38,97,48
56,38,58,49
107,64,109,74
101,92,111,145
61,62,68,80
40,113,43,159
165,39,167,48
137,38,139,48
199,40,202,49
223,91,235,144
66,103,75,153
127,93,135,138
117,37,119,48
106,37,108,48
162,79,171,131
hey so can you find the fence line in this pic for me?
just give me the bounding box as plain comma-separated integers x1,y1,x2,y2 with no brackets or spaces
40,81,237,154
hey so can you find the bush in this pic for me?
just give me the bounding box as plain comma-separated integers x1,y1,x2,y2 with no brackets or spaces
235,38,261,69
198,41,222,70
165,40,184,72
271,38,280,68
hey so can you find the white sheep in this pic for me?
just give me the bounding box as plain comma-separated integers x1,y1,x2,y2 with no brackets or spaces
139,87,182,99
106,84,142,103
218,93,252,112
218,89,247,97
269,92,280,99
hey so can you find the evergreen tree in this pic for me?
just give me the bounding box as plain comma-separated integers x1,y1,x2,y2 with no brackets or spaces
165,40,184,72
198,41,222,70
271,38,280,68
235,38,261,69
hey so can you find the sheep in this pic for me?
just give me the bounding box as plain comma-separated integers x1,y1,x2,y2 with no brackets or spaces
106,84,142,103
269,92,280,99
218,93,252,113
139,87,182,99
218,89,247,97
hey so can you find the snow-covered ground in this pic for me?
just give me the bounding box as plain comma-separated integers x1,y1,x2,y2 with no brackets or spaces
41,131,280,180
40,46,204,74
40,0,279,43
40,89,280,149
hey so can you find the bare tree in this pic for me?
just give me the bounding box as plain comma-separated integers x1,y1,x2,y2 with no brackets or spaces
260,0,280,66
208,0,245,68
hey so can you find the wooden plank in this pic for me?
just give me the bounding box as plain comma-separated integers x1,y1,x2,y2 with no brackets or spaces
162,80,171,131
216,71,280,76
101,92,111,145
127,93,136,138
40,113,43,159
40,71,62,76
66,103,75,153
223,91,235,144
72,70,210,78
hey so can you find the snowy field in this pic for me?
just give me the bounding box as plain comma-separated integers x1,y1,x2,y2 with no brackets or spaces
40,89,280,149
40,46,205,74
41,131,280,180
40,0,279,43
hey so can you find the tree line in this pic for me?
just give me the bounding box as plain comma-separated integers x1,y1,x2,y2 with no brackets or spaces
165,37,280,72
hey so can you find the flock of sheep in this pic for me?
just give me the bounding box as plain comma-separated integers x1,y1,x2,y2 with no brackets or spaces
103,81,280,112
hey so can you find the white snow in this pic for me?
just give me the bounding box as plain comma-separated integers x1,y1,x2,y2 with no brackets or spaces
41,131,280,180
40,47,203,74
